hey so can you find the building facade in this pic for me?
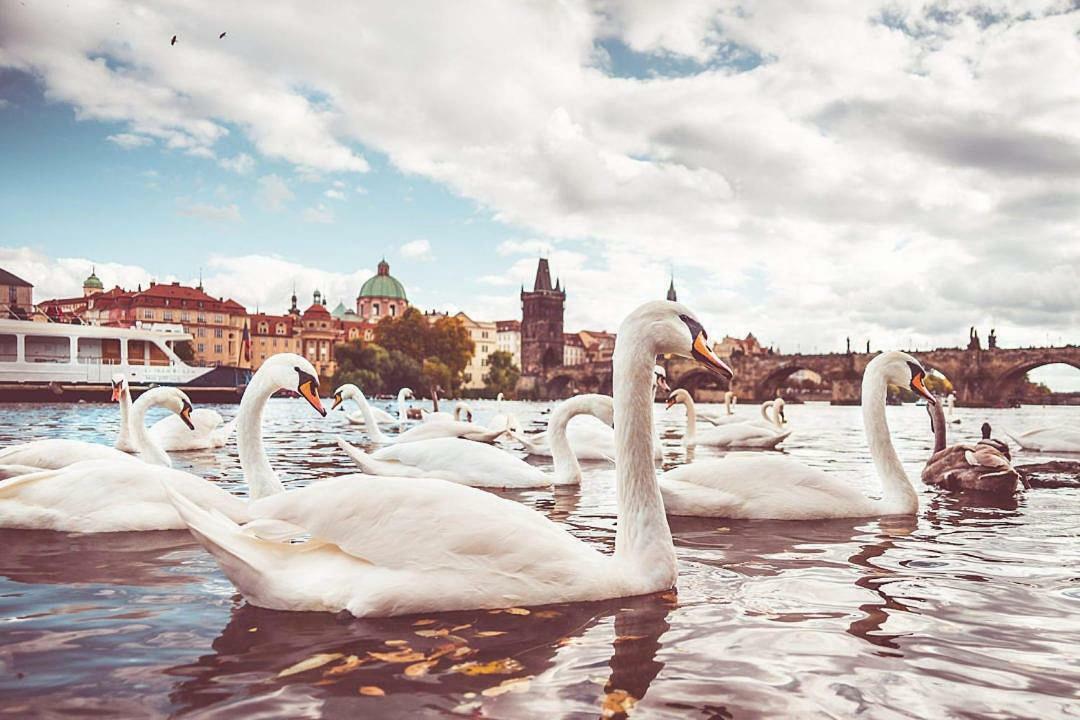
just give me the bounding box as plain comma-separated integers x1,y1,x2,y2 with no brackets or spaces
563,332,586,366
495,320,521,368
0,268,34,320
250,313,302,369
456,312,497,390
519,258,565,376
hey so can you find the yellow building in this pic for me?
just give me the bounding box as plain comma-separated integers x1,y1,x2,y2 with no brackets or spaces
455,311,497,390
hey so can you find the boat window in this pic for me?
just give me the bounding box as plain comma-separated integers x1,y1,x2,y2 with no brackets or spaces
26,335,70,363
77,337,118,364
149,343,169,366
0,334,16,362
128,340,147,365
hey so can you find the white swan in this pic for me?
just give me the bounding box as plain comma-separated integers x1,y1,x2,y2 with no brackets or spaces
0,355,327,532
486,392,520,433
394,387,415,426
667,388,778,428
0,384,196,470
113,374,236,452
666,389,790,449
332,385,505,445
163,299,733,616
1004,427,1080,453
659,351,935,519
340,383,396,427
543,394,616,485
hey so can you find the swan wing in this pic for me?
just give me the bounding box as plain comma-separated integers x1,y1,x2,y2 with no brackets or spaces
371,437,547,488
0,439,136,470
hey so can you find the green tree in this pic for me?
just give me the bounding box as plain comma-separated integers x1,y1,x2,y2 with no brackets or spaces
427,316,474,391
484,350,520,398
421,357,452,397
332,341,387,394
924,371,953,395
373,308,474,392
380,349,423,395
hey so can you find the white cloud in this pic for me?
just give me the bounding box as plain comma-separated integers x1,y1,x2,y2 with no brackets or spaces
400,238,433,261
303,203,334,224
219,153,255,174
178,201,242,222
255,174,294,211
324,188,345,200
106,133,153,149
355,185,368,195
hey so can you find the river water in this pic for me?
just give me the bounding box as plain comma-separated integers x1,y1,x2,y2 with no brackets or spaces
0,398,1077,718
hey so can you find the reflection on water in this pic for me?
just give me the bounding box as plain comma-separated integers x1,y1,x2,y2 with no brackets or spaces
1,399,1078,716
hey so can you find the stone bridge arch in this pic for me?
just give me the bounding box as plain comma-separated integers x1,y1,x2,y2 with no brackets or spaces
988,353,1080,406
670,368,731,399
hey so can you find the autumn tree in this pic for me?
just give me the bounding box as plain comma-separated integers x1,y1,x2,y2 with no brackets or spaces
484,350,520,398
373,308,474,392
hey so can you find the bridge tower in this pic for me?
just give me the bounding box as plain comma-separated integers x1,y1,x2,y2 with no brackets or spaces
520,258,565,376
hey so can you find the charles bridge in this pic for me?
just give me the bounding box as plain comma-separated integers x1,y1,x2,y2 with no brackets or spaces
526,344,1080,407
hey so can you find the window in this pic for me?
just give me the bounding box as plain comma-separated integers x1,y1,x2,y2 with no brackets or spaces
272,338,278,347
320,322,327,329
276,323,286,335
258,322,269,334
373,303,380,317
198,313,207,323
25,336,69,363
163,311,173,321
197,327,206,337
214,344,223,354
390,305,396,317
482,331,489,339
181,312,191,322
142,309,154,320
197,343,205,353
214,328,223,338
215,314,225,323
0,334,16,362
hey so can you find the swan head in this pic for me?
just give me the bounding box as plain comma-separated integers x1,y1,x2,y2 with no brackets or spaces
665,388,692,409
653,365,670,393
625,301,732,380
110,373,129,402
774,396,787,423
400,387,414,400
154,387,195,430
871,351,936,405
496,392,504,402
260,353,327,416
331,383,360,410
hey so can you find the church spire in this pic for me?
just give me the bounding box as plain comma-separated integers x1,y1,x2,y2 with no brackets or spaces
666,275,678,302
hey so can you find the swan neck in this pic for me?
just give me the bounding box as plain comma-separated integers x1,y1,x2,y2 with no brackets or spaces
929,400,946,454
862,365,917,514
238,370,285,499
352,388,385,442
397,389,409,425
682,393,696,439
612,326,674,582
759,400,772,424
130,391,171,467
549,398,586,484
724,393,732,415
117,386,133,447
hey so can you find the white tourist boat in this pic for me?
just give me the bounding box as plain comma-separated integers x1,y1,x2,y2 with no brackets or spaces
0,319,215,389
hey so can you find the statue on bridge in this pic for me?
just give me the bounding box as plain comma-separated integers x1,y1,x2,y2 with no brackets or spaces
968,326,981,351
988,328,997,350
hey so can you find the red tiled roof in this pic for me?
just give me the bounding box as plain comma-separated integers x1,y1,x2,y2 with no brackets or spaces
302,303,330,317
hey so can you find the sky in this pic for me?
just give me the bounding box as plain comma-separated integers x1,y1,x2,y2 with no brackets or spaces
0,0,1078,388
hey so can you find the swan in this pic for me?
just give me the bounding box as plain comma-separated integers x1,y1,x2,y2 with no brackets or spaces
113,374,236,452
162,299,733,616
666,389,789,449
667,388,779,428
0,355,327,532
658,351,936,519
332,385,505,445
922,397,1021,494
394,387,414,427
1004,426,1080,453
977,422,1012,460
339,383,396,427
0,384,196,470
486,392,520,433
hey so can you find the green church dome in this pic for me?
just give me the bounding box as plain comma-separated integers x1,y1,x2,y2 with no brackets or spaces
83,268,103,290
358,259,407,300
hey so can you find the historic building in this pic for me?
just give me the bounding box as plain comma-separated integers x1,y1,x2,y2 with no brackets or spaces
0,268,35,320
563,332,586,366
495,320,521,368
249,312,302,369
519,258,565,375
666,277,678,302
356,259,408,322
455,312,497,390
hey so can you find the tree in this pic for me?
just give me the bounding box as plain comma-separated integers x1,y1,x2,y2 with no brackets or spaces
332,341,388,394
924,371,953,395
380,349,423,396
421,357,452,397
484,350,520,398
373,308,474,392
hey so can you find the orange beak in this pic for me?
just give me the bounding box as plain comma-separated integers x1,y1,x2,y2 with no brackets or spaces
911,373,936,405
299,380,327,416
110,386,121,402
331,392,344,410
179,401,195,430
691,334,734,380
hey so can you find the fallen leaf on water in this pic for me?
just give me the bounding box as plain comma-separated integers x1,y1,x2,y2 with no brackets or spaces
532,610,560,619
601,689,638,718
277,653,344,678
615,635,646,643
314,679,337,686
414,628,449,638
412,619,437,626
384,639,409,647
247,627,258,633
505,607,530,616
451,624,472,632
481,676,532,697
475,631,507,638
404,660,437,677
451,658,525,676
715,527,730,533
324,655,366,676
369,649,426,663
450,646,476,660
359,686,385,697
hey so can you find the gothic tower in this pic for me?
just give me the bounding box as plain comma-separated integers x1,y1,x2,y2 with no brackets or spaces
520,258,565,375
